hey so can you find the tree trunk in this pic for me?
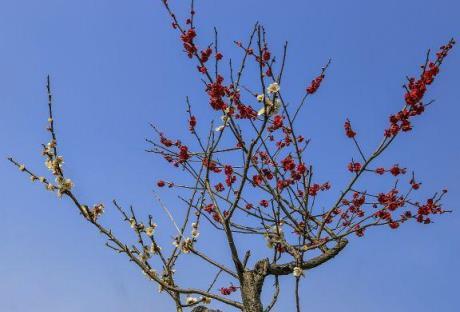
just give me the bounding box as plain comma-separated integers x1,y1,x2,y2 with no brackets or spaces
241,271,264,312
240,260,268,312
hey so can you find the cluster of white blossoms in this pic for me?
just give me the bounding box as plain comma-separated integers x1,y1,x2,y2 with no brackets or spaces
129,218,158,237
264,222,284,249
215,107,232,132
40,138,75,196
180,237,193,254
191,222,199,238
45,155,63,175
16,117,74,197
145,223,157,237
130,218,137,229
89,203,105,220
293,266,304,278
172,236,180,248
139,246,151,262
172,236,194,254
137,241,162,264
186,296,198,305
257,82,282,117
267,82,280,94
214,82,281,131
43,139,56,155
149,241,162,255
142,268,158,281
55,176,74,197
139,234,161,262
185,295,211,305
158,269,176,293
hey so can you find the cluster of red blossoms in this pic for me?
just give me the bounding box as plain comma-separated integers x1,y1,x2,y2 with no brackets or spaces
344,119,356,138
235,102,257,120
213,169,236,192
330,192,367,226
374,165,406,176
159,133,174,147
174,9,259,119
203,203,226,223
157,180,173,188
308,182,330,196
274,128,295,149
202,157,222,173
157,133,190,165
205,76,257,118
200,47,212,63
220,284,238,296
188,115,197,132
385,40,455,137
373,189,406,229
306,74,324,94
178,145,190,163
180,28,197,58
377,189,405,212
224,165,236,186
214,182,225,192
207,75,228,111
260,199,269,207
257,155,308,191
416,197,445,224
268,115,284,132
197,47,213,73
245,203,254,210
234,41,273,76
156,2,453,248
347,161,362,173
373,188,445,229
409,177,421,190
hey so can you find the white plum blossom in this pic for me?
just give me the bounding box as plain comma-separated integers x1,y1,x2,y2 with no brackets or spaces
90,203,105,220
215,124,225,132
191,229,199,238
145,224,157,237
149,242,162,254
181,237,193,254
256,94,265,102
186,296,198,305
55,176,73,197
45,156,64,175
172,237,180,247
293,266,303,277
215,114,230,132
257,98,281,116
130,218,136,229
202,296,212,304
191,222,199,238
143,268,157,280
267,82,280,94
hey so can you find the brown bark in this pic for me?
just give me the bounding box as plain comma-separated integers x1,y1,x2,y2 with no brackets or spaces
240,259,269,312
268,239,348,276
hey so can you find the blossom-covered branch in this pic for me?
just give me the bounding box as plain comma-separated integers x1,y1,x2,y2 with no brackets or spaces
9,1,454,311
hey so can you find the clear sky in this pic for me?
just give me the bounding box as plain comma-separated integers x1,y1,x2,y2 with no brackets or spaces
1,0,459,311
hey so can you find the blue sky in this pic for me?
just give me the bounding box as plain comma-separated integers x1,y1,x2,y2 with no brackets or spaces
0,0,459,311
